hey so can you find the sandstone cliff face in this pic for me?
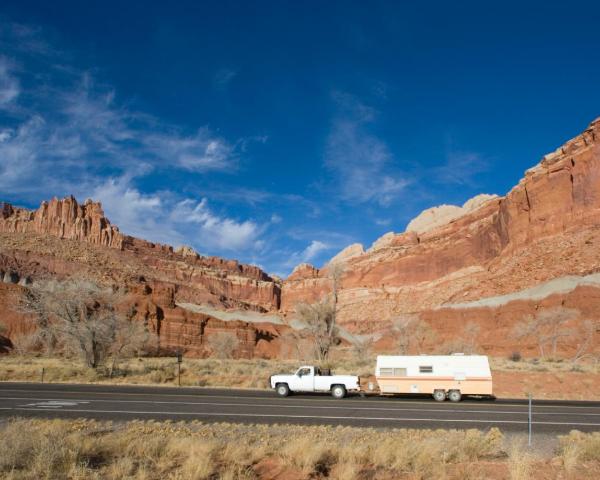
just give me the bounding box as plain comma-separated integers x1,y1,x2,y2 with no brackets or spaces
0,196,125,249
281,117,600,345
2,118,600,359
0,195,283,357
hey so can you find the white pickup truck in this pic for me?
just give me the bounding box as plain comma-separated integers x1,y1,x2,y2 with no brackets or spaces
269,365,360,399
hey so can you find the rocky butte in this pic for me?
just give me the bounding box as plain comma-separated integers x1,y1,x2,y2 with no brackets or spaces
1,117,600,358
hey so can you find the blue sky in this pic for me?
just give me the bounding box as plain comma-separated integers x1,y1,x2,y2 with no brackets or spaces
1,1,600,276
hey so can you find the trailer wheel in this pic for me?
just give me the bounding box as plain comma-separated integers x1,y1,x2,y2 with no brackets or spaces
276,383,290,397
433,389,446,402
331,385,346,399
448,390,462,402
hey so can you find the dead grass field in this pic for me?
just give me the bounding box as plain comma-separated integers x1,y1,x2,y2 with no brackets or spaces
1,417,598,479
0,355,599,399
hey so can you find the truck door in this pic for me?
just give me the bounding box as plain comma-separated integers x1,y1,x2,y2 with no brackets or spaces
295,367,314,391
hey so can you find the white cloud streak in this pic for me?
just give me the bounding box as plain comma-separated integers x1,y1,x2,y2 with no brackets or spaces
0,23,266,257
0,56,19,108
325,92,410,206
172,198,262,251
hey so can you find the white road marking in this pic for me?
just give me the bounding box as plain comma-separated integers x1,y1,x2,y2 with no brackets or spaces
12,407,600,427
1,396,599,417
1,388,598,410
19,400,90,409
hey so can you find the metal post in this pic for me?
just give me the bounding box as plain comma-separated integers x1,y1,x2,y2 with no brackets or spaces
41,368,45,383
176,351,182,387
528,393,532,447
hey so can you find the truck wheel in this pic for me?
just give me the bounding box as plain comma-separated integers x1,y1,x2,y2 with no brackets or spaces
433,389,446,402
276,383,290,397
331,385,346,399
448,390,462,402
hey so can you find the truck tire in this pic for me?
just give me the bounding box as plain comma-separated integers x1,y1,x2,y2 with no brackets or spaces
433,389,446,402
448,390,462,402
276,383,290,397
331,385,346,399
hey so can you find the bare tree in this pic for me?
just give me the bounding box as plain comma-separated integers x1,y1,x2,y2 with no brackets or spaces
109,318,157,377
463,322,481,354
21,279,152,369
207,332,240,359
327,261,345,347
392,314,437,354
571,319,598,364
512,307,578,359
296,298,338,361
352,336,374,362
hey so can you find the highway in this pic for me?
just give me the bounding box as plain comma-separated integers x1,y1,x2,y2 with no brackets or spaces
1,382,599,434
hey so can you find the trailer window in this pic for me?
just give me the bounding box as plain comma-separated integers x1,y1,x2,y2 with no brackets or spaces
393,368,407,376
419,366,433,373
379,368,394,376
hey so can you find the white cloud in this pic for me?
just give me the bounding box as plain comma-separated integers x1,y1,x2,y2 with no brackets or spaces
375,218,391,226
433,151,488,186
88,178,264,253
282,239,332,269
90,178,180,246
270,213,282,224
0,39,243,199
143,127,235,172
0,57,19,108
301,240,329,262
173,198,261,251
325,92,410,206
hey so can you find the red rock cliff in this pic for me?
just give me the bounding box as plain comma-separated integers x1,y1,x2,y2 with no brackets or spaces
282,117,600,340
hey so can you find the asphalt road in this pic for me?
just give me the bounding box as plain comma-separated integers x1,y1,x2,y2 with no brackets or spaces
1,382,599,434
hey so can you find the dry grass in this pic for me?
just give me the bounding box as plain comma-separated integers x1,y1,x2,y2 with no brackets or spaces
557,430,600,477
507,439,533,480
0,418,507,480
490,356,599,374
1,418,599,479
3,353,593,388
0,355,376,389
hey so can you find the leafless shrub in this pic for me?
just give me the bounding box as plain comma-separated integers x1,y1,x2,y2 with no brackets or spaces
509,351,522,362
10,332,44,355
392,314,437,354
109,319,158,377
571,319,598,364
207,332,240,359
21,278,154,369
296,298,338,361
440,322,481,354
512,307,579,360
352,336,374,362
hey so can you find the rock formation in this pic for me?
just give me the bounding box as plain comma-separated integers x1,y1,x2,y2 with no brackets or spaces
280,117,600,356
0,196,283,358
405,193,498,234
2,117,600,358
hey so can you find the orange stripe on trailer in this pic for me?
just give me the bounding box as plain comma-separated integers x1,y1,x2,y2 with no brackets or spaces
376,376,492,381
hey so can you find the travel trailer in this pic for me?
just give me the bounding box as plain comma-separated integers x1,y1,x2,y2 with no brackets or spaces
375,354,493,402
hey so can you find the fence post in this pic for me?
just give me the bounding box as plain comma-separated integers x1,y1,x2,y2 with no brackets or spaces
41,367,45,383
528,393,532,447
